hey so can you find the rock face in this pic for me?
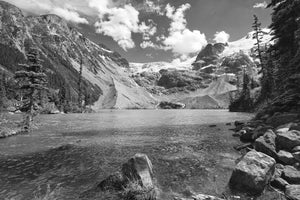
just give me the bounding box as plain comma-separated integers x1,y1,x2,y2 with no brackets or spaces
229,150,276,194
276,130,300,151
254,130,277,159
286,185,300,200
0,1,156,110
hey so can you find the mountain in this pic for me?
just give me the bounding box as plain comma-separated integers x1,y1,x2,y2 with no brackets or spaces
128,30,272,109
0,1,156,110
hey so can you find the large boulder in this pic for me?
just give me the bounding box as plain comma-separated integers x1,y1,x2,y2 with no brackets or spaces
254,130,277,159
285,185,300,200
95,154,156,200
276,130,300,151
282,166,300,184
229,150,276,194
121,153,154,189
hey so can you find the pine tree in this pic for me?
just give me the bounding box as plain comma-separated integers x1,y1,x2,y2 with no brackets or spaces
78,55,83,112
15,48,48,131
252,15,264,71
0,70,7,111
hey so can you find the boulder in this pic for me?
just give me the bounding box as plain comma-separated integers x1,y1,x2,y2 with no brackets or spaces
240,127,255,142
278,150,296,165
285,185,300,200
229,150,276,194
276,130,300,151
274,164,285,179
254,130,277,159
121,153,154,189
252,126,273,140
271,177,289,191
96,154,156,200
282,166,300,184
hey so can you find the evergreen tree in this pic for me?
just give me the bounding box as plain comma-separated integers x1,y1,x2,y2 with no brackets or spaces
252,15,264,71
15,48,48,131
0,71,7,111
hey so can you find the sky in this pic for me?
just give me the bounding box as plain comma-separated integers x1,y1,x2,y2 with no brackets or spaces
5,0,272,63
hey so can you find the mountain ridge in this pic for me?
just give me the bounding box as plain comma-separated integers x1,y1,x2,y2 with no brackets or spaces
0,1,157,110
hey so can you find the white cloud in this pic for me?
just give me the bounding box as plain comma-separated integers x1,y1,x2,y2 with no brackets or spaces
52,7,88,24
253,1,268,8
89,0,157,50
6,0,89,24
214,31,230,43
160,4,207,59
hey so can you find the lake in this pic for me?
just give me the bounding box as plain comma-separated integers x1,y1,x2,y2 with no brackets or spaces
0,110,253,199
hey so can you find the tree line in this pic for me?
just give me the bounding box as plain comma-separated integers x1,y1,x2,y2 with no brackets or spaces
230,0,300,114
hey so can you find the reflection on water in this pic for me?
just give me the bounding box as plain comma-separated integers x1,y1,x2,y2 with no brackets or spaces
0,110,253,199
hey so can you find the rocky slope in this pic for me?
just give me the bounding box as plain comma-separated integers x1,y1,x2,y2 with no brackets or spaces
0,1,156,110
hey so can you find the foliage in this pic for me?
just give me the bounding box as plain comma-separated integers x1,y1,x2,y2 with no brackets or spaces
256,0,300,115
15,48,48,130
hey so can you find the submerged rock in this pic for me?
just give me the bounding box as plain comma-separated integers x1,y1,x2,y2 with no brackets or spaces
229,150,276,194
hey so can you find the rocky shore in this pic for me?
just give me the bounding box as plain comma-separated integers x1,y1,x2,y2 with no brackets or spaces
229,112,300,199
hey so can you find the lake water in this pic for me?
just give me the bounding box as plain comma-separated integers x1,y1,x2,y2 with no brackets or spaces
0,110,253,199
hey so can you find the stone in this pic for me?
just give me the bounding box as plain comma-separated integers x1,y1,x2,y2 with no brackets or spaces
271,177,289,191
278,150,296,165
251,126,273,140
121,153,154,189
229,150,276,194
292,146,300,153
276,123,296,133
282,166,300,184
240,127,255,142
285,185,300,200
276,130,300,151
96,153,156,200
293,152,300,162
274,164,285,179
254,130,277,159
234,121,245,127
226,123,232,126
209,125,217,128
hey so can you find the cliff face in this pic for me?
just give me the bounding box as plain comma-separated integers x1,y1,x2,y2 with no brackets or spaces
0,1,156,109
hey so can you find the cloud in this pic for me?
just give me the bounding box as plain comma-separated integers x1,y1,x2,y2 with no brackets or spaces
160,4,207,59
52,7,88,24
253,1,268,9
89,0,158,50
214,31,230,43
6,0,89,24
